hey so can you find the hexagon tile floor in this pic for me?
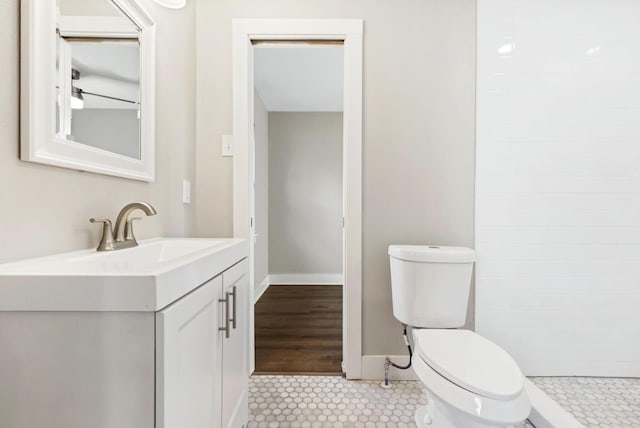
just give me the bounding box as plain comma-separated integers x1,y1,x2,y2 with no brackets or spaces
247,375,535,428
530,377,640,427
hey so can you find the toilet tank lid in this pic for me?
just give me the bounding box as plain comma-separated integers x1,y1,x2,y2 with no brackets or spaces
388,245,475,263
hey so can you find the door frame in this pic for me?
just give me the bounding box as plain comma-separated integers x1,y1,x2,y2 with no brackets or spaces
232,19,363,379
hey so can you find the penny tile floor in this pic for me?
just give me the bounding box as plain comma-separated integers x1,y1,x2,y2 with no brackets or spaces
530,377,640,427
248,375,640,427
247,375,535,427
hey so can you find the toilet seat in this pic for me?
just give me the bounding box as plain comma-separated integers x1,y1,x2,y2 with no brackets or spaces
411,329,531,425
414,329,524,400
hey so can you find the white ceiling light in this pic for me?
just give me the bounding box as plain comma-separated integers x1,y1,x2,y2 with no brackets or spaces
152,0,186,8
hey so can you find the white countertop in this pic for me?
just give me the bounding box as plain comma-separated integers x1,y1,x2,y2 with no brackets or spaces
0,238,248,312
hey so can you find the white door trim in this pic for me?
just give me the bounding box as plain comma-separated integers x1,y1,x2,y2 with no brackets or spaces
232,19,363,379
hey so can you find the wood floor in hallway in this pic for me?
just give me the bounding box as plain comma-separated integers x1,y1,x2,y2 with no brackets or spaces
254,285,343,374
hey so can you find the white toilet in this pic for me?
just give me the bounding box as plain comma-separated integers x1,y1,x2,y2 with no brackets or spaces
388,245,530,428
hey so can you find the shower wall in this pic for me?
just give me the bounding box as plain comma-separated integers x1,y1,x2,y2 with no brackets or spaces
476,0,640,376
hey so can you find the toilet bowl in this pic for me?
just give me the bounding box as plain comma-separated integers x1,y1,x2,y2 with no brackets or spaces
411,329,530,427
388,245,531,427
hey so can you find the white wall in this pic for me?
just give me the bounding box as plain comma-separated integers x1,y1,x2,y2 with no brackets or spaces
253,91,269,288
268,113,343,279
195,0,477,356
0,0,196,263
476,0,640,376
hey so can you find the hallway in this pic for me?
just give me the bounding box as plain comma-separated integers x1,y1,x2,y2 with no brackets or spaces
254,285,342,374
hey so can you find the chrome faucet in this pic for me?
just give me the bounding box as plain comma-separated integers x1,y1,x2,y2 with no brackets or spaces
90,202,157,251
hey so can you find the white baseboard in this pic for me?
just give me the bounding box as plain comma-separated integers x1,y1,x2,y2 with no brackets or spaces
525,379,584,428
254,275,271,303
269,273,343,285
361,355,418,381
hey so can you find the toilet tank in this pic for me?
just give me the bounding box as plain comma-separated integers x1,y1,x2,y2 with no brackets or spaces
388,245,475,328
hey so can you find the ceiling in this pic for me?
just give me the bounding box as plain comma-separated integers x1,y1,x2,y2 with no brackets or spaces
253,44,344,112
58,3,140,110
71,41,140,109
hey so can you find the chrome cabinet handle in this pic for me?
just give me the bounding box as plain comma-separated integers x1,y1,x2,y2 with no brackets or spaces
227,285,237,330
219,297,230,339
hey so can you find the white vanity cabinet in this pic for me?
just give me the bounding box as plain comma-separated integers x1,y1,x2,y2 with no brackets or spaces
156,275,222,428
157,259,249,428
220,260,250,428
0,238,249,428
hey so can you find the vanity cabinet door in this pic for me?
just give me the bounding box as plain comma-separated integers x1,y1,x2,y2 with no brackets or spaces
221,259,249,428
156,275,223,428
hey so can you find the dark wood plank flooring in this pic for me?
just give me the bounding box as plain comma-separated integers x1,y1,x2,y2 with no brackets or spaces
254,285,343,374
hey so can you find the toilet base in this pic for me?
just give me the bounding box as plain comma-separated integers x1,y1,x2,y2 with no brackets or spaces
415,392,518,428
414,405,433,428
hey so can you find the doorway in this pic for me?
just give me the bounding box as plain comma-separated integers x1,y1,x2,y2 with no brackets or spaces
252,49,345,371
232,19,363,379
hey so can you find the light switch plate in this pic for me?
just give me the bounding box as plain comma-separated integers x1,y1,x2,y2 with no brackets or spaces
182,179,191,204
221,135,233,157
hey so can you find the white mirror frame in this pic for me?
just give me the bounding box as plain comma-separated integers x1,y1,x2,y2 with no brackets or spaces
20,0,156,182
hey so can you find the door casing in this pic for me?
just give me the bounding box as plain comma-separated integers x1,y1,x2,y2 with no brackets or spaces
232,19,363,379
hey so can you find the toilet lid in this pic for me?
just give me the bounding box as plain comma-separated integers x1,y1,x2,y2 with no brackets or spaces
414,329,524,401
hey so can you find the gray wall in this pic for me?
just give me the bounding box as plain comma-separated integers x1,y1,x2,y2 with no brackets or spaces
0,0,196,263
1,0,478,359
268,113,343,276
195,0,477,356
253,92,269,287
71,109,140,159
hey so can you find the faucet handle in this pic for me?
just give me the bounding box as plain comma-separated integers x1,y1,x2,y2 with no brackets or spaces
125,217,143,242
90,218,115,251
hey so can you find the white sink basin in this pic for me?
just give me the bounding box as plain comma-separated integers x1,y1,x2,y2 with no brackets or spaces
40,238,230,272
0,238,248,311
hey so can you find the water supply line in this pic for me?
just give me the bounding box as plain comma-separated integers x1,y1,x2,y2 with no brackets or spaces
381,324,413,389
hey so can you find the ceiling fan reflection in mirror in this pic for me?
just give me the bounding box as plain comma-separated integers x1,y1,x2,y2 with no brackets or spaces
68,68,138,111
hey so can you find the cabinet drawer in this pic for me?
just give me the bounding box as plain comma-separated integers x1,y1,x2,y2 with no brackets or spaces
223,258,248,287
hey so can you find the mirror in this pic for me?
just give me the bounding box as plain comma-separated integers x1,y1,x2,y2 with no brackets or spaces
56,7,141,159
21,0,156,181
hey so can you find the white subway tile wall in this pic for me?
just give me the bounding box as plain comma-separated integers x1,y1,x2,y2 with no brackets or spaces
476,0,640,376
